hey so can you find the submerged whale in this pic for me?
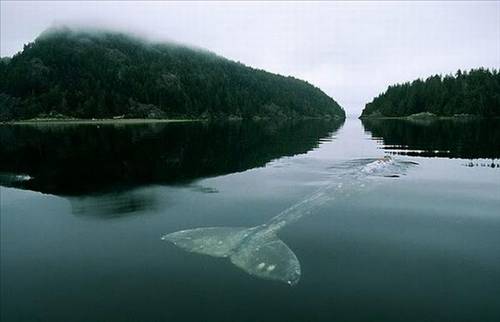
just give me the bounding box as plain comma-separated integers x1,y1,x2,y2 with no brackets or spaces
161,156,417,285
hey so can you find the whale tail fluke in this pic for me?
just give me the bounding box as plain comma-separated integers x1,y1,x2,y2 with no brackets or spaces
229,232,301,285
162,226,301,285
161,226,253,258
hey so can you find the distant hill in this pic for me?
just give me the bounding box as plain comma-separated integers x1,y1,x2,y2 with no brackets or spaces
361,68,500,118
0,26,345,121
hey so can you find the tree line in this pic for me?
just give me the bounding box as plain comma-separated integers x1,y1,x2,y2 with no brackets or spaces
361,68,500,118
0,26,345,121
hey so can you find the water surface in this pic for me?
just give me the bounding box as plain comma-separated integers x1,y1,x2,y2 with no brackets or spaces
1,118,499,322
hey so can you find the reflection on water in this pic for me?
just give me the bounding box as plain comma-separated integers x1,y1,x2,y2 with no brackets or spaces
0,119,343,196
2,118,500,322
463,160,500,168
69,183,220,218
362,118,500,160
69,190,159,217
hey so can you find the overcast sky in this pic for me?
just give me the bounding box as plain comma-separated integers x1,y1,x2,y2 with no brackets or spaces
1,1,499,116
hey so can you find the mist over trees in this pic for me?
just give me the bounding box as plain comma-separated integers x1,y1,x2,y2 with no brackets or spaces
0,27,345,121
361,69,500,118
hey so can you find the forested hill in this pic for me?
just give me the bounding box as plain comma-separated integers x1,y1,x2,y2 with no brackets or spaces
361,69,500,118
0,27,345,121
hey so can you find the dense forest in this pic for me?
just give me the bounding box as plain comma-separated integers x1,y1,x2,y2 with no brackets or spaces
0,26,345,121
361,68,500,118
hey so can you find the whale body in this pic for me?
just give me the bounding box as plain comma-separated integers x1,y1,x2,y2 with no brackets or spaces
161,156,417,285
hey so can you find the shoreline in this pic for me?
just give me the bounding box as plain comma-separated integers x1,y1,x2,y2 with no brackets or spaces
2,115,346,125
1,118,202,125
358,115,497,121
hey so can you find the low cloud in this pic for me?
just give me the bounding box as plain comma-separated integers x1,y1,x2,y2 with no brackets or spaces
2,1,498,116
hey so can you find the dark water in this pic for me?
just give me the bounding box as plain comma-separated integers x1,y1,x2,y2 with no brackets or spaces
1,118,499,322
362,118,500,160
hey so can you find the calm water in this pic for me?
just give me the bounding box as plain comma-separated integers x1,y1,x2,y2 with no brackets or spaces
1,118,499,322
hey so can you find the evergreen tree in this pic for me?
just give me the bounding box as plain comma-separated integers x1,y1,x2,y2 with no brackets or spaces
361,68,500,118
0,26,345,121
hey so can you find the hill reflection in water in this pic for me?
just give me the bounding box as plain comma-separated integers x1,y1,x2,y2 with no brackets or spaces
0,119,344,197
362,118,500,161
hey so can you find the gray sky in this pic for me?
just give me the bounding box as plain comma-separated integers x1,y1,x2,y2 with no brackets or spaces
1,1,499,116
